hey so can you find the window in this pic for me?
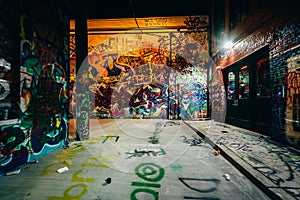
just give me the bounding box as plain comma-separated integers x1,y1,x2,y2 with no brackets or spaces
256,58,270,97
239,65,249,99
227,71,235,100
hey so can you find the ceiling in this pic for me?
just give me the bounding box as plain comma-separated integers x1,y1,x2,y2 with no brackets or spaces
68,0,211,19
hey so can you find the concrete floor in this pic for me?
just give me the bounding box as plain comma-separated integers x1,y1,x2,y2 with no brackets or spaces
0,119,270,200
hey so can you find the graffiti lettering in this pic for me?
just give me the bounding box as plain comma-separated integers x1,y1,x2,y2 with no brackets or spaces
285,187,300,198
144,18,168,27
99,135,120,143
254,166,285,185
168,164,183,172
131,163,165,200
48,183,88,200
0,127,25,156
181,135,203,146
44,143,119,199
72,169,95,182
204,123,300,197
149,136,160,144
135,162,164,182
229,142,253,151
81,161,109,168
287,72,300,106
126,148,166,159
131,188,159,200
178,178,220,199
132,182,161,188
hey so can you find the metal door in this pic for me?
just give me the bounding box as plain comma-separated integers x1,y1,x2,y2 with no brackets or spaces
252,55,271,135
223,46,271,135
224,61,252,130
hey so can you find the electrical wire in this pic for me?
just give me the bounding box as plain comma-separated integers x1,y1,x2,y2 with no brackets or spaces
129,0,143,33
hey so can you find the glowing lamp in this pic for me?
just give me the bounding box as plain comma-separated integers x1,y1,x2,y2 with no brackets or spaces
224,41,233,49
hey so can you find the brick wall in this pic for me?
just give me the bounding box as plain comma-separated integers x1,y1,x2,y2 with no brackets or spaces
270,20,300,148
215,13,300,149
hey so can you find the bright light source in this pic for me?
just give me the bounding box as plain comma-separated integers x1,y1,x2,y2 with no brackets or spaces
224,41,233,49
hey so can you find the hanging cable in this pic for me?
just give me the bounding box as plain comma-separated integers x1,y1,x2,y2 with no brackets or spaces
129,0,143,33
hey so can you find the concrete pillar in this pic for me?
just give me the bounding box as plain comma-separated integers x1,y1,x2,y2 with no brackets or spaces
75,0,89,141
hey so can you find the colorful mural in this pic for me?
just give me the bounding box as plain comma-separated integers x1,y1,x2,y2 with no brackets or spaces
0,1,69,174
75,29,210,121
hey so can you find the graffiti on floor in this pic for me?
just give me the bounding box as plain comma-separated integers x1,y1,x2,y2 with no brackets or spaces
45,143,120,199
47,183,88,200
131,162,165,200
178,177,220,199
181,135,203,146
83,135,120,145
148,136,160,144
285,187,300,198
214,134,300,185
99,135,120,143
196,122,300,199
253,166,285,185
148,121,180,144
168,164,183,172
227,142,253,152
148,122,164,144
163,121,180,127
125,148,166,159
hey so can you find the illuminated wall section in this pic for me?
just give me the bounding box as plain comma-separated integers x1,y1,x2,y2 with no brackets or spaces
70,16,209,120
286,54,300,139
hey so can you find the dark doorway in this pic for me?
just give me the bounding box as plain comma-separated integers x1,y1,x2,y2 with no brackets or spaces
223,46,271,135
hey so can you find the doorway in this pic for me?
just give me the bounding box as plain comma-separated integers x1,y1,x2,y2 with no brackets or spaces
223,46,271,135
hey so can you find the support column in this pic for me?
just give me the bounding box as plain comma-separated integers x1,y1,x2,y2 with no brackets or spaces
75,0,89,141
207,0,214,119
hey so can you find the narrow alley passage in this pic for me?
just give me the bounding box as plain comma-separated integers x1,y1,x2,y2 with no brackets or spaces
0,119,270,200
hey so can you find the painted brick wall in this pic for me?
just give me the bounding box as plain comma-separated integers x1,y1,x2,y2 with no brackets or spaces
270,19,300,149
215,13,300,149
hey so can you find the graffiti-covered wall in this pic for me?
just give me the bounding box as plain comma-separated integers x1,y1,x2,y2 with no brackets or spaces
259,20,300,150
0,0,20,122
73,26,210,121
0,0,69,174
70,17,210,123
215,11,300,149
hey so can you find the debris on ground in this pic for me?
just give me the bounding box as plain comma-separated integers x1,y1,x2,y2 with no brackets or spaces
5,169,21,176
27,160,39,164
56,166,69,174
214,150,220,156
223,174,230,181
103,178,112,186
26,160,39,169
105,178,111,184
